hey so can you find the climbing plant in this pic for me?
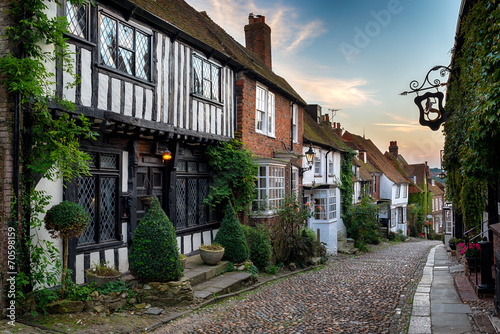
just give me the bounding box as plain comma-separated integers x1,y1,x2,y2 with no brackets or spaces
204,139,258,212
0,0,96,299
443,0,499,230
339,150,355,228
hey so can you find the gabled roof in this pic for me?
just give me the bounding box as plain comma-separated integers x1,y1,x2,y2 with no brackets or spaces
384,152,422,193
428,181,444,196
303,113,348,152
342,131,408,184
113,0,307,105
406,163,430,189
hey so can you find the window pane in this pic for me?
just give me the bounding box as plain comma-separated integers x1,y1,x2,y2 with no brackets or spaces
101,154,118,169
211,64,219,101
193,57,203,95
118,48,133,75
203,62,211,98
100,15,117,68
78,176,96,245
136,32,150,80
176,178,186,228
118,23,134,49
67,3,87,38
187,179,198,227
100,177,117,241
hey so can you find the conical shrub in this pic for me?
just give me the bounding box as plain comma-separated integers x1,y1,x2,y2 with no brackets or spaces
129,197,183,282
214,203,249,263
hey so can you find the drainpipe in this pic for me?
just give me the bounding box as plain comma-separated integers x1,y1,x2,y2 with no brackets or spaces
324,149,332,185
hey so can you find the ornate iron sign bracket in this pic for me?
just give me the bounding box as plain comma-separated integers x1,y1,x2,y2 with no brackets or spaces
400,65,451,131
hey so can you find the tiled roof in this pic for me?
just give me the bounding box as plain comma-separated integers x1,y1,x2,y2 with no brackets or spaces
303,113,348,152
342,131,408,184
406,163,430,188
428,182,444,196
117,0,307,105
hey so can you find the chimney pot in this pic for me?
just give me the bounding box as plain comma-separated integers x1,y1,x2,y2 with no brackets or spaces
389,141,398,157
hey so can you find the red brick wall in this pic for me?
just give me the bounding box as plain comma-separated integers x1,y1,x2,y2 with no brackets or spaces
236,73,304,161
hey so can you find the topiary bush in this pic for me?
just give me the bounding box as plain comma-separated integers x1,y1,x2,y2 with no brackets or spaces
245,224,272,270
45,201,90,297
214,203,249,263
129,197,183,282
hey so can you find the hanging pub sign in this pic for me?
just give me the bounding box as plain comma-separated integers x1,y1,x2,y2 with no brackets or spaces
400,65,451,131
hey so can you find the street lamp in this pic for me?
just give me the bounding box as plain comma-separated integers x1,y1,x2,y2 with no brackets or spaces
300,143,316,175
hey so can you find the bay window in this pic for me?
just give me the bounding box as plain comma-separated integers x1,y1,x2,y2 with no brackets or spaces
313,189,337,221
254,164,285,213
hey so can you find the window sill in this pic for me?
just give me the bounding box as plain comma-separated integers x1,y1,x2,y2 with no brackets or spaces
64,33,96,48
96,63,156,88
191,93,224,107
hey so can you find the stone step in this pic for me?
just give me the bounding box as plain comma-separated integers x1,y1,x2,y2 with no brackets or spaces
183,254,228,286
193,271,253,299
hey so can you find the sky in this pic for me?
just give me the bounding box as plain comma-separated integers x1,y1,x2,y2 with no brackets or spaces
184,0,462,168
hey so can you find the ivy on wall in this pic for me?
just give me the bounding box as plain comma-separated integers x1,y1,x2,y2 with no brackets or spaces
0,0,96,297
443,0,499,230
339,150,355,228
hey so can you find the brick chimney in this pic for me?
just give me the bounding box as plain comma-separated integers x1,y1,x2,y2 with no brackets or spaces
332,122,342,137
245,13,272,69
389,141,398,157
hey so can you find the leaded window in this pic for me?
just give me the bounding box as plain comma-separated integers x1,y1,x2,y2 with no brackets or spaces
175,159,214,230
66,1,88,39
78,151,120,246
192,55,221,102
99,12,151,80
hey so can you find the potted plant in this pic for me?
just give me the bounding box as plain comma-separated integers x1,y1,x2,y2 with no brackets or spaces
45,201,90,297
199,243,225,265
448,237,459,250
461,242,481,272
86,261,121,287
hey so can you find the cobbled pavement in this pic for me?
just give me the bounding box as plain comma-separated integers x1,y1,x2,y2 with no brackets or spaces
153,239,440,334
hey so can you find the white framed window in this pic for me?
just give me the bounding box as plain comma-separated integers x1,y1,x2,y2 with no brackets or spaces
253,164,285,213
313,189,336,221
255,84,275,137
292,104,298,143
328,157,334,176
391,208,396,227
403,206,407,223
291,168,299,196
403,184,408,198
314,156,321,175
395,184,400,199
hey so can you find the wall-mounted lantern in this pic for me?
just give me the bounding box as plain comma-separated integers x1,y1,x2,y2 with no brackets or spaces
300,143,316,175
155,142,172,162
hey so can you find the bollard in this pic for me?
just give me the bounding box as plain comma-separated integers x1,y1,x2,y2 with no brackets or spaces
478,241,495,295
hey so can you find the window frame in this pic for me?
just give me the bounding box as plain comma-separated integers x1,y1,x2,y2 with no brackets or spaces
313,189,337,221
395,184,400,199
292,104,298,143
328,157,334,176
98,10,152,81
76,149,122,251
65,0,90,41
255,83,275,137
192,54,222,103
253,163,285,214
314,156,322,176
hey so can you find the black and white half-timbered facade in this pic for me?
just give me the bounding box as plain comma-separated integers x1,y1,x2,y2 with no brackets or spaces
37,0,242,284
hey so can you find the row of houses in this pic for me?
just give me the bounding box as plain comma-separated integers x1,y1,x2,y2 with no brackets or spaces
0,0,447,292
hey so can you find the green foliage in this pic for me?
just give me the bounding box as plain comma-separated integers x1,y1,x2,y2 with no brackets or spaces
443,1,499,229
129,197,183,282
289,227,317,267
244,263,259,278
265,265,278,275
407,204,424,237
225,262,234,272
97,281,127,296
214,203,249,263
34,288,59,315
87,261,120,277
204,140,258,212
64,280,96,302
0,0,96,300
344,196,380,249
339,151,355,226
44,201,90,239
274,190,313,264
245,224,273,270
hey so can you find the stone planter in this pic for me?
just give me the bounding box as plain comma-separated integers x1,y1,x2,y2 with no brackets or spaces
199,247,224,265
465,256,480,272
86,271,121,287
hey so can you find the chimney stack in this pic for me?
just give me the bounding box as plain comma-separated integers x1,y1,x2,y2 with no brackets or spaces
332,122,342,137
245,13,272,69
389,141,398,157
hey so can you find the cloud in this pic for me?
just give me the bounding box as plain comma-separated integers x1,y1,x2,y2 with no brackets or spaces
185,0,326,55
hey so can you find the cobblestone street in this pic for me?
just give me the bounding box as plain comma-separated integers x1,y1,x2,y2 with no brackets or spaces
154,240,440,334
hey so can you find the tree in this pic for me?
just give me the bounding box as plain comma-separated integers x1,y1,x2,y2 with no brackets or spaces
213,203,249,263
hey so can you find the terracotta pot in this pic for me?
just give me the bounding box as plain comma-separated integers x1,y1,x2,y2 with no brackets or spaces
199,248,224,265
140,196,154,207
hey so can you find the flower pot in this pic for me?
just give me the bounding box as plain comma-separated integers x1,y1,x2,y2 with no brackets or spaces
140,196,154,207
199,247,224,265
86,271,121,287
449,242,456,250
465,256,480,272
